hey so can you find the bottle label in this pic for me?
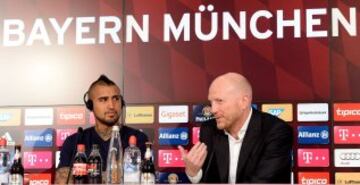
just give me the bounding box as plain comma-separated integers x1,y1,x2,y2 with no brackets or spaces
9,174,23,185
72,163,87,176
87,163,101,176
141,173,155,184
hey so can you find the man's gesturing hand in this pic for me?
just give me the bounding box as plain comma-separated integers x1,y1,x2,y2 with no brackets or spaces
178,142,208,177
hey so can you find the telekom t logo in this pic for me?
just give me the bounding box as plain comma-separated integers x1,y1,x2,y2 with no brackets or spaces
158,150,185,167
163,153,173,164
28,154,37,166
298,149,329,167
339,129,349,141
302,152,313,164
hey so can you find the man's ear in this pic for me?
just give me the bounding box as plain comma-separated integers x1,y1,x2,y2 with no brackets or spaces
239,94,251,109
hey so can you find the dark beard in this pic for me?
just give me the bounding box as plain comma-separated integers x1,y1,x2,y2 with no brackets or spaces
95,114,120,127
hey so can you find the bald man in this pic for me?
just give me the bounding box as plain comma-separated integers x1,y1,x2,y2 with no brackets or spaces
179,72,293,183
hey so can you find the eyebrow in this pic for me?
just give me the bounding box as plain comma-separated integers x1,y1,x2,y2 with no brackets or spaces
97,94,121,99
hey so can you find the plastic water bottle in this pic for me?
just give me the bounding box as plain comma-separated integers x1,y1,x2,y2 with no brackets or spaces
123,135,141,184
0,138,10,184
106,125,123,184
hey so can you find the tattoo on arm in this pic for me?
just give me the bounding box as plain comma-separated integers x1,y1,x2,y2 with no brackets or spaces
55,167,71,184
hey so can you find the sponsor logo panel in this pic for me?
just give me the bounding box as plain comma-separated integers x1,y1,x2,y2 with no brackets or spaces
158,150,185,167
297,148,329,167
56,107,85,125
159,105,188,123
334,126,360,144
125,106,154,124
56,129,77,147
192,127,200,144
298,172,330,185
158,172,190,184
297,126,329,144
261,103,293,122
297,103,329,122
27,173,51,185
334,103,360,121
192,104,214,123
158,128,188,145
0,108,21,126
23,151,52,169
25,108,53,126
24,129,53,147
334,149,360,167
336,172,360,184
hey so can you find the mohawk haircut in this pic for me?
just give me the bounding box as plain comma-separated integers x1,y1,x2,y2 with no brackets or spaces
88,74,118,96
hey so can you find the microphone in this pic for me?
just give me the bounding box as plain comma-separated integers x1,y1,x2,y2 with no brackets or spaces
66,127,84,184
202,149,214,182
76,127,84,144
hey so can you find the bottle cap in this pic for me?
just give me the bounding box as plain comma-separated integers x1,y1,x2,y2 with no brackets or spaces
0,138,6,146
77,144,85,152
112,125,119,131
92,144,99,150
129,135,137,145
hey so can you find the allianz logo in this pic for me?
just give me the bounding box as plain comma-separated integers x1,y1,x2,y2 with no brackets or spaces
0,113,11,121
25,133,53,142
159,132,188,140
267,108,284,116
299,130,329,139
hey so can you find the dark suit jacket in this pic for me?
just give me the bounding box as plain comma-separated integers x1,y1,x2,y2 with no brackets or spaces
200,108,293,183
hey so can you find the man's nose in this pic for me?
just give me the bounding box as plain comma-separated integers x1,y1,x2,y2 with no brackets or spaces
211,104,218,114
108,100,116,109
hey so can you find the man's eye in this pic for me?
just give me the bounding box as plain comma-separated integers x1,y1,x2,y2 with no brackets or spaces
99,97,107,102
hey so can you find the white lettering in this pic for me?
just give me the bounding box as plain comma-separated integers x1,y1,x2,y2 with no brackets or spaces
3,19,25,46
306,9,327,37
164,13,190,41
332,8,356,37
126,15,149,42
76,17,96,44
223,11,246,40
250,10,273,39
277,9,301,38
49,17,73,45
99,16,121,44
26,19,51,46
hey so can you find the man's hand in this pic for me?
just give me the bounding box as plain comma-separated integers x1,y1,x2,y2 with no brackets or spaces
178,142,207,177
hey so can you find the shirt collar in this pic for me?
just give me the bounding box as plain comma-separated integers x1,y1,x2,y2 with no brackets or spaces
224,108,253,141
